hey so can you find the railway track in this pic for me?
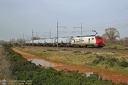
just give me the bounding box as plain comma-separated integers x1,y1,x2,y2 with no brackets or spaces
28,46,128,55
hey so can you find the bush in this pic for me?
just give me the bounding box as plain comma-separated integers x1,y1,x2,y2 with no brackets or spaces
92,55,119,67
93,56,106,65
119,60,128,67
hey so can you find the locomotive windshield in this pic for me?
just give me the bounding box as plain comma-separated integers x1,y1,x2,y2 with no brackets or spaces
97,36,102,40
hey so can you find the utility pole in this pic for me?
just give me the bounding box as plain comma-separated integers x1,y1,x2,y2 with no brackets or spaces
56,22,66,49
22,33,25,45
81,23,82,36
32,29,33,45
50,30,51,38
23,33,24,40
74,23,83,36
57,22,59,49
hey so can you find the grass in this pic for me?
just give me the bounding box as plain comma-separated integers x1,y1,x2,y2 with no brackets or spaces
16,46,95,66
0,45,12,79
103,44,128,49
16,46,128,74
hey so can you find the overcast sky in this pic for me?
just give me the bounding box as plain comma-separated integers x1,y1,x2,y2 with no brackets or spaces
0,0,128,41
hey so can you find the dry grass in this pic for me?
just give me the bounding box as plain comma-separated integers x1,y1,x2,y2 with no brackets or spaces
0,45,12,79
16,46,95,66
103,44,128,49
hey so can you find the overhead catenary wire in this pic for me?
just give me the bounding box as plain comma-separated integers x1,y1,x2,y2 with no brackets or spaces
83,7,128,30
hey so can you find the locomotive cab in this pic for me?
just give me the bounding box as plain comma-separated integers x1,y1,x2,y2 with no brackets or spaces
95,36,105,47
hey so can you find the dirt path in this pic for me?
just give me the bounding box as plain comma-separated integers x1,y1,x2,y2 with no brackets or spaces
12,48,128,84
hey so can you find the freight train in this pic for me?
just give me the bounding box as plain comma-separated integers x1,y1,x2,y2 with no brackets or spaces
25,35,105,48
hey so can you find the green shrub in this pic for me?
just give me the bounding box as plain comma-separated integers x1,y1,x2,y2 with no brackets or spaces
92,55,120,67
92,56,105,65
119,60,128,67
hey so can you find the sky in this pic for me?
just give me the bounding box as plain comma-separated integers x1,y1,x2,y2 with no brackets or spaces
0,0,128,41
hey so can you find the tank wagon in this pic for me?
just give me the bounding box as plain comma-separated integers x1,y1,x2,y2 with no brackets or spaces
25,35,105,48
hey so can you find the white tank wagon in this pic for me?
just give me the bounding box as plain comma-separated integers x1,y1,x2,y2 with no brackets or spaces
25,40,33,45
45,38,55,46
54,37,63,46
59,37,73,47
54,37,73,47
25,40,30,45
33,40,40,45
38,39,46,46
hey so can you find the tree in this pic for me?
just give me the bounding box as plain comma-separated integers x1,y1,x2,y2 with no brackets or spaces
103,27,120,41
119,37,128,46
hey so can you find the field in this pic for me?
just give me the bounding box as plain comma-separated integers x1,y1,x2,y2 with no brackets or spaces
16,46,128,74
